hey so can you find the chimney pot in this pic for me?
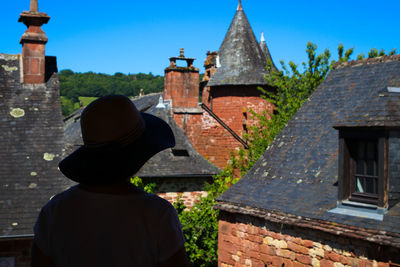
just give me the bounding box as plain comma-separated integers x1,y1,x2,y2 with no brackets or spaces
18,0,50,84
164,50,199,109
30,0,39,12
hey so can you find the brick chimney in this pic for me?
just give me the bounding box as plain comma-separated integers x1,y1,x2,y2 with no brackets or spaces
202,51,218,82
164,48,200,109
18,0,50,84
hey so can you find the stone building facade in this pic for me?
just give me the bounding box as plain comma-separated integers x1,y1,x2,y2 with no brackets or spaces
165,2,276,168
216,56,400,266
0,1,73,266
218,212,398,267
64,93,220,209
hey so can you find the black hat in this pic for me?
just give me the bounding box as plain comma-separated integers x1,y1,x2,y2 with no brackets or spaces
59,95,175,185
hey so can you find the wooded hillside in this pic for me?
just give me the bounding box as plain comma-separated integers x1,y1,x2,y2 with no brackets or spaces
59,70,164,116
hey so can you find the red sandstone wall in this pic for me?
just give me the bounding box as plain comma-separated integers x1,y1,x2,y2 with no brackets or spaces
218,211,400,267
165,70,199,108
165,63,273,169
145,177,210,209
158,191,207,209
207,86,273,137
22,42,46,84
0,237,32,267
174,85,273,168
173,112,240,168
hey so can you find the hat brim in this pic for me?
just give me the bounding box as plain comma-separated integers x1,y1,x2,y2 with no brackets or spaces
59,113,175,185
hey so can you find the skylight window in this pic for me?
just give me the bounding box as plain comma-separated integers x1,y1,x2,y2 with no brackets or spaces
387,87,400,93
172,149,189,157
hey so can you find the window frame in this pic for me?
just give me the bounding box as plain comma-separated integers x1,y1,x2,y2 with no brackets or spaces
338,129,388,208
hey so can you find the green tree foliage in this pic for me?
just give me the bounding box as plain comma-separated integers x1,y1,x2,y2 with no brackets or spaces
60,96,80,118
174,167,238,267
129,171,237,267
356,47,396,60
172,43,397,266
337,43,354,62
59,70,164,116
234,42,333,174
130,176,156,193
92,43,397,267
238,42,398,174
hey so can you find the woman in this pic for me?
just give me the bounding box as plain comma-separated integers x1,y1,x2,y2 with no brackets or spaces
31,95,189,267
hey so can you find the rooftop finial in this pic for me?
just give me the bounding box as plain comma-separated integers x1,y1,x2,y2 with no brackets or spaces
261,32,265,42
180,48,185,58
30,0,39,12
237,0,243,10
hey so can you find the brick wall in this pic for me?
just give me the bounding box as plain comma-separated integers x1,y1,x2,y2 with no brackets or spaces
165,69,199,109
0,237,32,267
173,112,240,168
218,211,400,267
158,191,207,209
143,177,211,209
164,55,273,169
22,42,46,84
174,85,273,168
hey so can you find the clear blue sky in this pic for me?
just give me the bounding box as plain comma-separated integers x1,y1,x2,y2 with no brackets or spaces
2,0,399,76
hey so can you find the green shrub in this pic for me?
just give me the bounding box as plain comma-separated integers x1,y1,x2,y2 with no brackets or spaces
130,176,156,193
174,167,238,267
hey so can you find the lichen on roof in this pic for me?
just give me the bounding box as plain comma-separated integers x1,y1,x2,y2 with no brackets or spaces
217,54,400,238
207,7,271,86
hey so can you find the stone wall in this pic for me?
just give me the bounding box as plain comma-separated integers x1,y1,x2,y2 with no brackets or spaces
158,191,207,209
206,85,273,137
173,111,240,168
173,85,273,168
0,237,32,267
144,177,210,209
218,211,400,267
164,53,273,169
165,69,200,109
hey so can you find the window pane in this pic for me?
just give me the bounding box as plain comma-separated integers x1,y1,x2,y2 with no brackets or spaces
366,142,376,158
356,159,364,174
356,141,365,174
366,159,376,176
366,142,377,176
365,177,377,194
357,141,365,159
347,137,380,205
356,175,378,195
356,176,364,193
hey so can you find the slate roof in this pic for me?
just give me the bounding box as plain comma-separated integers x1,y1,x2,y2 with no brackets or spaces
217,55,400,241
0,54,73,237
260,35,277,72
207,6,270,86
334,89,400,128
64,93,161,155
64,93,220,178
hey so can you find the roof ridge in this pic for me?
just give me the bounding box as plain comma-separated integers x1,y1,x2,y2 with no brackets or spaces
334,54,400,69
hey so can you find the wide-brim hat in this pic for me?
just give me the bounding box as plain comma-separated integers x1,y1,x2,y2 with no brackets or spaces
59,95,175,185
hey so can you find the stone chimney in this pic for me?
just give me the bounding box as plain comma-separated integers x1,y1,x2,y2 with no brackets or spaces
164,48,200,109
203,51,218,82
18,0,50,84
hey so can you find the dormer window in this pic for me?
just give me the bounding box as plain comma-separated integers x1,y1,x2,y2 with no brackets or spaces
338,130,388,208
347,139,379,204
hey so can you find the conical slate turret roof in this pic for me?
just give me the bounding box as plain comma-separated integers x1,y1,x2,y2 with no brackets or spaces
208,5,270,86
260,32,277,72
